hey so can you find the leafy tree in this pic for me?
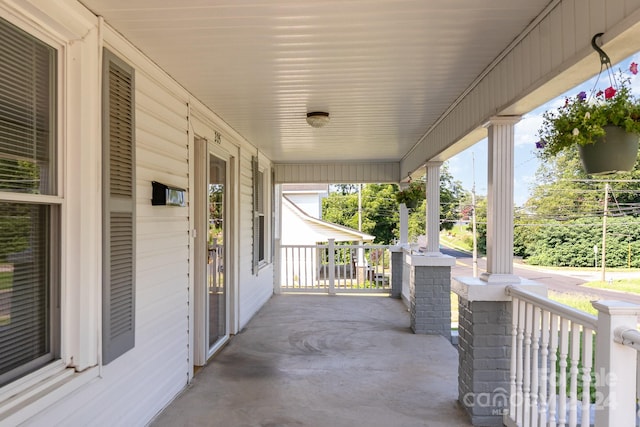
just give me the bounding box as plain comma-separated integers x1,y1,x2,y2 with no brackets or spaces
322,163,467,244
517,145,640,266
398,163,467,239
322,184,399,244
439,165,466,231
0,160,41,261
322,190,359,230
467,196,487,254
361,184,399,244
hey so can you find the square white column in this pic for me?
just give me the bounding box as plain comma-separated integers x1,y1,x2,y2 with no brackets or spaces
426,162,442,254
481,116,521,284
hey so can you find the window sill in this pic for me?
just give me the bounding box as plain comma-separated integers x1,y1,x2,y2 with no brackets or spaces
0,361,99,425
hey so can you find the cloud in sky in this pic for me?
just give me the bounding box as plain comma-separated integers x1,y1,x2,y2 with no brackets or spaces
515,113,543,148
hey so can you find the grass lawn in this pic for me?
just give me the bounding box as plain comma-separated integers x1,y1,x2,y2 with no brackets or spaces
451,290,598,324
0,272,12,291
582,278,640,294
440,225,473,252
451,292,459,326
547,291,598,316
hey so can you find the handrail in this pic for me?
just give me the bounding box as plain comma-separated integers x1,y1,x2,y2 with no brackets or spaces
614,327,640,351
506,285,598,330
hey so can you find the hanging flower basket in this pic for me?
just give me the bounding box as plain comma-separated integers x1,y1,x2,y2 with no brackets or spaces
578,125,639,174
535,34,640,174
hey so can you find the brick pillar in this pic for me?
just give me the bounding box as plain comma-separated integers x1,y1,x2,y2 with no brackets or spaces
453,277,546,427
457,297,512,426
406,253,455,340
390,247,403,299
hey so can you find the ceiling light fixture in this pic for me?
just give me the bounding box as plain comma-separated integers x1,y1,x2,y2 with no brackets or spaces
306,111,330,128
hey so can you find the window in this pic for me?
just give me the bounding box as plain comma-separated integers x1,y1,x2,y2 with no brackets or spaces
0,17,59,386
252,156,265,273
102,49,135,364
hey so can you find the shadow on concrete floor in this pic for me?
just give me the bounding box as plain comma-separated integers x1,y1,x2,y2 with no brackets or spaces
151,294,472,427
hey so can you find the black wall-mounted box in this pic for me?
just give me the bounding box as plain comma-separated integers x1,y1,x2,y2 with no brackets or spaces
151,181,186,207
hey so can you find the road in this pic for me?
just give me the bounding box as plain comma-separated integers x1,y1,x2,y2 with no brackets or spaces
440,246,640,305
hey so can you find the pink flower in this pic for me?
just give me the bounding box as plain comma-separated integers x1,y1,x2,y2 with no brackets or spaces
604,86,617,99
631,62,638,75
596,90,603,97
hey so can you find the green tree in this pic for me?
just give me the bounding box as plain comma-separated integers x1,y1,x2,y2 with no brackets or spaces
518,146,640,266
399,163,467,239
322,184,399,244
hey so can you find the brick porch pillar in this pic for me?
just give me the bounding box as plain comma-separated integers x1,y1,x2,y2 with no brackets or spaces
406,253,455,339
390,247,403,299
453,116,544,426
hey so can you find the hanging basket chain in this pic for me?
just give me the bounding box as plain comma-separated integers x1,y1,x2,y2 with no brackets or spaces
589,33,617,100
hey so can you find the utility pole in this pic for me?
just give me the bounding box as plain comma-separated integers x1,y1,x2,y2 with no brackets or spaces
472,153,478,278
601,183,609,282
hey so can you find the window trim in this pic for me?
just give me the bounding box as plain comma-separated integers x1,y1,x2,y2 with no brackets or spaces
0,6,101,420
0,14,62,387
252,156,271,274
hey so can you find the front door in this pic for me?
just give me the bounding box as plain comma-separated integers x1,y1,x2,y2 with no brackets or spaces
194,138,231,365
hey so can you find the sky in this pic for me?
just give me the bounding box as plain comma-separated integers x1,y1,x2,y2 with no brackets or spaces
447,51,640,206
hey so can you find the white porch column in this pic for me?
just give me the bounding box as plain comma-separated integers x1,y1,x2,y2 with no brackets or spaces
425,162,442,254
399,203,408,245
480,116,521,284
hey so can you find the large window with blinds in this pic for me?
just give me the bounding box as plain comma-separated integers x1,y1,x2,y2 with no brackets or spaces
0,17,59,385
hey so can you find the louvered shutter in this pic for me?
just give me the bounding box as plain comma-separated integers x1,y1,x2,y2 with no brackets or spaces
252,156,260,274
102,50,135,364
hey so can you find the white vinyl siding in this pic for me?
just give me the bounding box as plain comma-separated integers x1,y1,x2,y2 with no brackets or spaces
30,39,191,424
274,162,400,184
1,2,274,424
238,150,272,329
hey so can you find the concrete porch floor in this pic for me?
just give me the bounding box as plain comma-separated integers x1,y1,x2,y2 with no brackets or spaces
151,295,472,427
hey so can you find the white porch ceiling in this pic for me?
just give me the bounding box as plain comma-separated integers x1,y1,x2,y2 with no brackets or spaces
80,0,551,164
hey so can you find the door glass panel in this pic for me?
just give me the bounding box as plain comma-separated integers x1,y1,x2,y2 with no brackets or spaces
208,155,226,348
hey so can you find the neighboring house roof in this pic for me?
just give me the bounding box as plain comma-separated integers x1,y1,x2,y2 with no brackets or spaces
281,196,375,244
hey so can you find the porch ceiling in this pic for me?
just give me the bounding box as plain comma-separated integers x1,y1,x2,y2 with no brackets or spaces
79,0,550,164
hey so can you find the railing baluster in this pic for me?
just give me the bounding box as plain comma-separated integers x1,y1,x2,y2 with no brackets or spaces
524,302,533,427
510,296,519,419
283,247,288,289
279,244,393,294
558,318,569,427
580,327,593,427
568,323,580,426
549,313,559,427
539,310,550,427
296,247,301,288
517,299,526,426
505,286,600,427
531,306,541,427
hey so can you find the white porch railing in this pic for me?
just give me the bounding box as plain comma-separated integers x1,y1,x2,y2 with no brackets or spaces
276,239,391,294
506,286,597,427
505,286,640,427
